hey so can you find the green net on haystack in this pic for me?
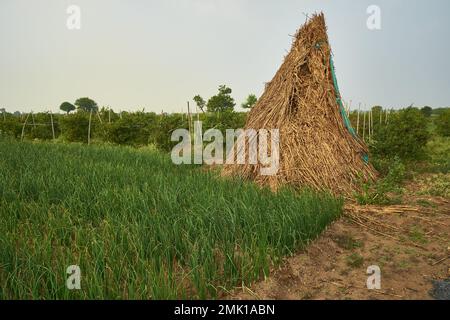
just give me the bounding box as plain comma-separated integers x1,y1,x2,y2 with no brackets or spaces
223,13,377,196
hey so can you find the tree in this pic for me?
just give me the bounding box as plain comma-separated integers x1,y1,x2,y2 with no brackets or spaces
193,95,206,113
371,106,382,113
59,102,76,114
206,85,235,113
421,106,433,118
242,94,258,109
75,97,98,112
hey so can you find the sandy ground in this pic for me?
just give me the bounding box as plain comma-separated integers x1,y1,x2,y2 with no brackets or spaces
229,180,450,300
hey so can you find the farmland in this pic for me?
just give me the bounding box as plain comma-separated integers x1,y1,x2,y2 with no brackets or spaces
0,138,342,299
0,105,449,300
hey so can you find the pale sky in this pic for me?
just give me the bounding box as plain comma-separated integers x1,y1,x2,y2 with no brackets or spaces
1,0,449,113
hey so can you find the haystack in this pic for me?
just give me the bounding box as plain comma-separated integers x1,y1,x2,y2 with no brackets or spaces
223,13,377,196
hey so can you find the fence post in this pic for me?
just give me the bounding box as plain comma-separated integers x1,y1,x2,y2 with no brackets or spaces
50,111,55,140
356,103,361,135
187,101,192,138
31,112,36,129
21,113,31,141
97,111,103,124
88,109,93,145
363,111,366,141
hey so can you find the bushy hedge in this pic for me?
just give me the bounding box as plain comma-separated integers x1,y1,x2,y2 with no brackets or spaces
28,113,60,140
435,109,450,137
1,110,249,152
370,107,430,161
0,118,22,139
101,112,159,146
59,111,95,143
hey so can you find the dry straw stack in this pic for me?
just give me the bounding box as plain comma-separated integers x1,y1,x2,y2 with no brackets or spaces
223,13,377,196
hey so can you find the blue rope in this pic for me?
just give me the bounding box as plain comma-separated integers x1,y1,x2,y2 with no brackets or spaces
330,55,369,164
330,56,356,137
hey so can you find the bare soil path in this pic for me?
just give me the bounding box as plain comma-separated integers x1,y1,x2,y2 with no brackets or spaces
230,178,449,300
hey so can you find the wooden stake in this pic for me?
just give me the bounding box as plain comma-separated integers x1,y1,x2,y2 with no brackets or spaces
50,111,55,140
363,111,366,141
31,112,36,129
88,109,93,145
21,113,31,141
195,103,200,122
371,110,374,137
368,110,371,141
96,111,103,124
187,101,192,138
356,103,361,135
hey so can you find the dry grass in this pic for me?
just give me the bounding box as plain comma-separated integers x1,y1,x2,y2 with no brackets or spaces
223,13,377,195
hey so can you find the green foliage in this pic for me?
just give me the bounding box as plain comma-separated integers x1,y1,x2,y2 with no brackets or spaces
416,173,450,198
59,111,94,143
59,102,76,114
102,112,158,146
241,94,258,109
421,106,433,118
0,138,342,299
0,116,22,139
408,226,428,245
435,108,450,137
421,136,450,173
371,107,430,161
202,110,247,135
28,113,59,140
207,85,236,113
356,157,406,205
152,114,189,152
74,97,98,112
6,110,248,152
193,95,206,113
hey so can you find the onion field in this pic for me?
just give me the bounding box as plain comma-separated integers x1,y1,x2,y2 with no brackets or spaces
0,138,342,299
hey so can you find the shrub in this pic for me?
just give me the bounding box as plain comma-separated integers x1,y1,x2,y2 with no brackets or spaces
435,108,450,137
356,157,406,205
151,114,189,152
59,111,97,143
102,112,158,146
28,113,60,140
202,111,247,135
371,107,430,161
0,117,22,138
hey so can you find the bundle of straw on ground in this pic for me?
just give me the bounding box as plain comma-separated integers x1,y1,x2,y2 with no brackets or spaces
223,13,377,196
